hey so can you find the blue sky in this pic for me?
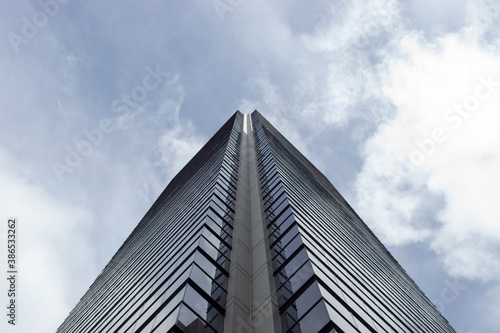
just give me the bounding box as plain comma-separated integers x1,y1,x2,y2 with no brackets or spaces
1,1,499,332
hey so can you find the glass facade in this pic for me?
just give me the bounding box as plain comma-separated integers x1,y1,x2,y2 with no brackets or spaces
252,111,456,333
57,112,242,333
57,111,456,333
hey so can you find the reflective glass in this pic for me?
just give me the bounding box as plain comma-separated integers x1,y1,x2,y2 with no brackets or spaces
278,247,308,278
288,301,329,333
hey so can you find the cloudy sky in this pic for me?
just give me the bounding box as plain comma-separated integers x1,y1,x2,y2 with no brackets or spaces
1,0,499,332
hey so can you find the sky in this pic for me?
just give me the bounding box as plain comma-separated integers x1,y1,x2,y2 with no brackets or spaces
0,0,499,332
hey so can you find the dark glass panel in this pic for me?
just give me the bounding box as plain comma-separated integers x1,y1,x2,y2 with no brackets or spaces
151,306,180,333
288,301,330,333
194,251,218,279
272,224,300,256
282,261,314,296
268,211,294,243
284,282,322,320
183,285,213,323
318,284,355,327
176,303,205,331
138,286,186,333
190,264,217,296
276,246,308,279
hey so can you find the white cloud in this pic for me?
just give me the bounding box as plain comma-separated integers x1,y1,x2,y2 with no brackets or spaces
0,147,97,333
237,0,404,139
107,65,205,185
355,33,500,281
304,0,401,53
464,0,500,38
156,104,206,181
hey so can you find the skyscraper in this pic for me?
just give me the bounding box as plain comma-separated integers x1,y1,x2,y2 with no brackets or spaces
57,111,456,333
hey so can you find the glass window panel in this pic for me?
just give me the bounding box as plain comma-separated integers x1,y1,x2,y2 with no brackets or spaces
199,236,228,266
263,164,277,177
318,284,355,327
274,242,303,274
269,212,295,242
151,305,180,333
210,202,229,222
264,182,283,203
277,282,294,306
282,306,300,332
270,198,290,218
199,237,220,261
190,264,216,296
204,214,224,235
202,228,227,252
263,172,280,189
266,190,286,211
126,303,145,332
160,285,186,317
273,226,300,258
272,237,284,251
183,286,213,322
343,294,375,332
269,207,293,229
194,251,217,277
324,302,358,333
278,247,308,278
289,301,330,333
216,253,229,272
132,298,159,332
275,268,290,290
133,289,169,330
273,252,288,272
171,256,194,283
212,194,234,213
213,269,227,290
268,225,280,243
137,315,156,333
288,282,322,319
353,316,373,333
210,284,227,306
259,161,274,175
177,303,207,331
258,153,273,167
286,261,314,295
107,306,133,332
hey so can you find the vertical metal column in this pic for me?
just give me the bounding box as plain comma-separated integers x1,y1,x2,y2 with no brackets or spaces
224,114,281,333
